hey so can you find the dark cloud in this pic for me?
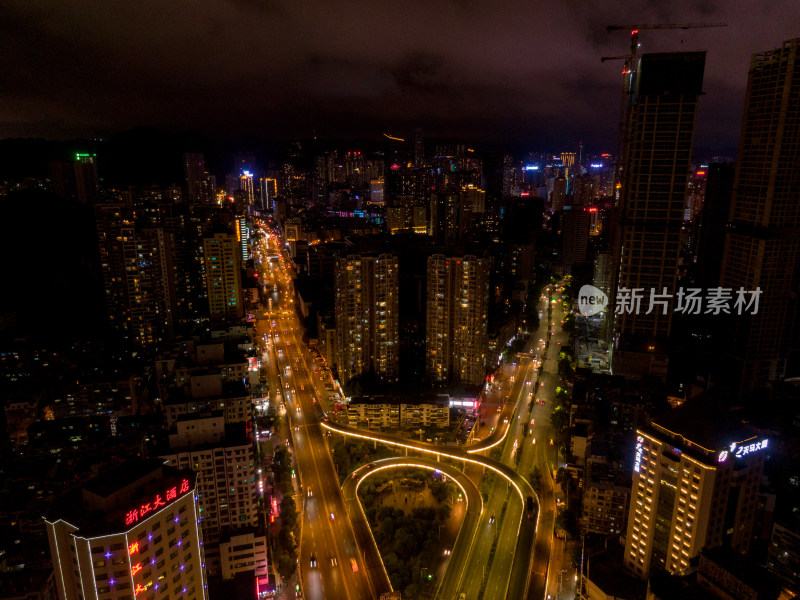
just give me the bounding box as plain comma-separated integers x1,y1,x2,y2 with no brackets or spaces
393,53,454,91
1,0,798,155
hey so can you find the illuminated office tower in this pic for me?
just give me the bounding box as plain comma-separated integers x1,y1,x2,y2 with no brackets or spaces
45,459,206,600
624,399,766,579
720,38,800,391
561,152,576,168
259,177,277,211
370,179,385,206
239,171,255,206
613,52,705,377
203,232,243,321
236,217,249,262
426,254,489,386
335,254,399,383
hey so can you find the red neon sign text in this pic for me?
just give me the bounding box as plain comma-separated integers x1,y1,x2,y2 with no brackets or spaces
125,479,191,526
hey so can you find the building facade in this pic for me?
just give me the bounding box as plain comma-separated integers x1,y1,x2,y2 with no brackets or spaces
334,254,399,384
426,254,489,386
203,233,243,322
720,38,800,392
612,52,706,378
45,461,206,600
624,407,766,579
159,417,258,576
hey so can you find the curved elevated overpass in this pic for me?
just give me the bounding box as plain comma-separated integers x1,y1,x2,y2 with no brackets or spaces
342,457,483,599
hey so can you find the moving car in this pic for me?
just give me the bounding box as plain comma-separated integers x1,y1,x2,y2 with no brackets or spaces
526,496,537,518
310,554,317,568
350,558,358,572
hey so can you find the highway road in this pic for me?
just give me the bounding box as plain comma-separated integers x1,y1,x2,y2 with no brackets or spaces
522,282,574,600
255,232,379,600
318,418,538,600
253,226,569,600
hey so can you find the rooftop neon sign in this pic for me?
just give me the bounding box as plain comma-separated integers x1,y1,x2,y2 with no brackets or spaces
717,438,768,463
634,435,644,473
124,478,191,526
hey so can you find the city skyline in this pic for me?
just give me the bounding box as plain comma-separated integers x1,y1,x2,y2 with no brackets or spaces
2,7,800,600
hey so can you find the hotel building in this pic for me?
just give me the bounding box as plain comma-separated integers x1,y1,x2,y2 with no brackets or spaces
624,398,766,579
45,459,206,600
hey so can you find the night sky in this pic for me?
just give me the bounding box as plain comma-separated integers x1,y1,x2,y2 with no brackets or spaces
3,0,799,155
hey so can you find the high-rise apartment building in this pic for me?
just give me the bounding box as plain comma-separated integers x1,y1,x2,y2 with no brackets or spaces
45,459,206,600
697,163,735,288
335,254,399,383
159,414,259,576
551,177,567,212
624,398,766,579
561,206,590,274
95,204,178,346
612,52,706,378
203,232,243,322
720,38,800,391
426,254,489,386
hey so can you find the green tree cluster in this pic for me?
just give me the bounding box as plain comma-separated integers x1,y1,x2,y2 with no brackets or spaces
274,495,299,579
272,446,293,494
528,466,543,495
330,438,392,481
368,506,446,598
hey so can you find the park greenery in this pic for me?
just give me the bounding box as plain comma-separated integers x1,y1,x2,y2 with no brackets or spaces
329,437,395,483
358,470,458,600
